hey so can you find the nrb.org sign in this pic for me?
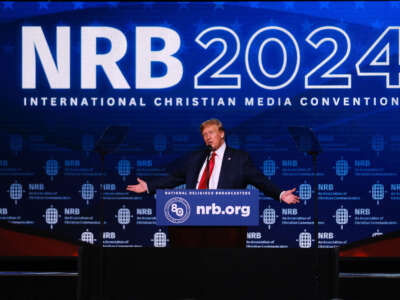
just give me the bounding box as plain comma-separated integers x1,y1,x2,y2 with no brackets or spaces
157,189,259,226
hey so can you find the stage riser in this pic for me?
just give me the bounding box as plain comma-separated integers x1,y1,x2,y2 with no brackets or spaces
339,278,400,300
0,276,398,300
78,248,338,300
0,276,77,300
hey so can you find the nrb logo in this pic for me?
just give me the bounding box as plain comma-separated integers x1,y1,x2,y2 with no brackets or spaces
117,159,131,181
115,205,133,229
263,159,276,179
45,159,59,181
334,157,349,181
80,181,95,205
8,181,24,205
164,197,191,224
151,229,169,248
333,206,350,230
81,229,96,244
297,230,313,248
370,181,386,205
262,206,277,230
299,182,312,205
43,205,60,230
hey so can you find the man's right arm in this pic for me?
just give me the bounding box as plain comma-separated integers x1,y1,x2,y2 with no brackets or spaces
126,157,187,194
126,173,185,194
146,173,185,193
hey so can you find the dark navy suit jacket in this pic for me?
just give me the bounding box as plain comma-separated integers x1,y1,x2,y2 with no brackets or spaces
146,146,283,247
147,146,282,200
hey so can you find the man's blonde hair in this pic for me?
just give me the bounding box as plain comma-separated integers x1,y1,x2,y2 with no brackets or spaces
200,119,225,134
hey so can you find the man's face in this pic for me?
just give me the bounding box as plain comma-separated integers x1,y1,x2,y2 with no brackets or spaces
201,125,225,150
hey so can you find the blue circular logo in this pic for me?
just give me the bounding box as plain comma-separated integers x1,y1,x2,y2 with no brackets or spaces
164,197,191,224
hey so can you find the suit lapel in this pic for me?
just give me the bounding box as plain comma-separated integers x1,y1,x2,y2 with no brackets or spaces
187,150,208,188
217,147,232,189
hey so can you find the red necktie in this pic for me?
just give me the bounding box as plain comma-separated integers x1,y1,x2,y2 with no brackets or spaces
198,152,216,189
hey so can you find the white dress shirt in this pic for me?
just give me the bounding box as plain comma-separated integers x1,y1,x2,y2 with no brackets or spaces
195,142,226,189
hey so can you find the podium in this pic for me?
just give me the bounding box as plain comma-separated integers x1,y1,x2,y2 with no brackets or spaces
156,189,258,248
78,190,339,299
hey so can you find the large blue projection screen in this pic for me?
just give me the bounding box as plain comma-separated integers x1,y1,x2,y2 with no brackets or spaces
0,1,399,248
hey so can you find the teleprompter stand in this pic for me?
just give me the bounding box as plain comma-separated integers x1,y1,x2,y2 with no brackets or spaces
93,125,129,300
288,126,325,300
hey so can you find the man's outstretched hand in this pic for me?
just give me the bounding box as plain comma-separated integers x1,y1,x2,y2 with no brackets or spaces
280,188,300,204
126,178,148,193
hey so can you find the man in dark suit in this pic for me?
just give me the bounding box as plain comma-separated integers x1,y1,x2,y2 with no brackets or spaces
127,119,299,247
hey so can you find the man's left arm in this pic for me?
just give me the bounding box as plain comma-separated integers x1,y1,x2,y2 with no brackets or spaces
243,153,300,204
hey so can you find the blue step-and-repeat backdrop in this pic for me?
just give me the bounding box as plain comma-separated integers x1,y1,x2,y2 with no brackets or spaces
1,1,400,248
